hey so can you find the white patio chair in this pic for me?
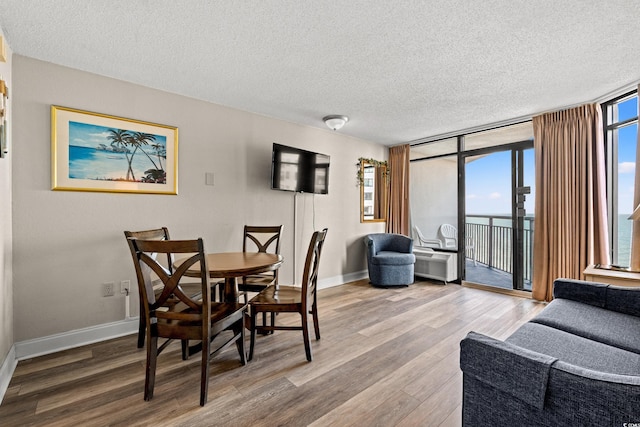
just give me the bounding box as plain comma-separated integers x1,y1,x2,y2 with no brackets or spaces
415,224,476,265
413,225,442,248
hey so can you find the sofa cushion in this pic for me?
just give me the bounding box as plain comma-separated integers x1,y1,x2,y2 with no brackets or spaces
371,251,416,266
507,322,640,376
530,299,640,354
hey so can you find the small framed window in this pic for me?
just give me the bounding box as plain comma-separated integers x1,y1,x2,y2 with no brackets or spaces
603,91,638,267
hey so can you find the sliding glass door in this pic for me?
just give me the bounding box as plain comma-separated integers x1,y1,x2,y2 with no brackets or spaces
410,122,535,288
463,143,534,290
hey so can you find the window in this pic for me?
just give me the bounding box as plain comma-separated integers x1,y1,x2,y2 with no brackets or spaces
603,92,639,267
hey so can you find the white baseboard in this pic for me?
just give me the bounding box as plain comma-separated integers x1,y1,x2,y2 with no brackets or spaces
0,345,17,405
13,272,366,362
318,270,368,289
1,318,137,403
0,272,367,403
14,317,139,361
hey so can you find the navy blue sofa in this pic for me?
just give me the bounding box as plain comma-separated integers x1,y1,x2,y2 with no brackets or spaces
364,233,415,287
460,278,640,425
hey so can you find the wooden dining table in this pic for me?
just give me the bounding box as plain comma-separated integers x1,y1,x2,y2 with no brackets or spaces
176,252,283,303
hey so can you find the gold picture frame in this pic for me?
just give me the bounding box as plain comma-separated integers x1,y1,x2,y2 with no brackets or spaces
51,105,178,194
0,36,6,63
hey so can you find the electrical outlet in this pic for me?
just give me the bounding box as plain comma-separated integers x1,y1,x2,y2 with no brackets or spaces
103,282,115,297
121,280,131,294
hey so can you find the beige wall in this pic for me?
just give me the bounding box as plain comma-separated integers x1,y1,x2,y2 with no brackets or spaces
12,55,386,342
0,29,13,369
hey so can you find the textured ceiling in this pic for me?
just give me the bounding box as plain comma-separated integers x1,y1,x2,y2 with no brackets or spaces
0,1,639,145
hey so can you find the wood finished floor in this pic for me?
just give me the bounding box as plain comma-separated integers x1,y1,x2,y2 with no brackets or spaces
0,279,545,427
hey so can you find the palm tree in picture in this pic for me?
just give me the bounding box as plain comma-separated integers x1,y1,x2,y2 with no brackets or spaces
150,142,166,171
124,132,159,182
131,132,168,184
107,129,135,180
142,168,166,183
130,132,162,170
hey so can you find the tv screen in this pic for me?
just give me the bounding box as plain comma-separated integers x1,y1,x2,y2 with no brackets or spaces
271,143,330,194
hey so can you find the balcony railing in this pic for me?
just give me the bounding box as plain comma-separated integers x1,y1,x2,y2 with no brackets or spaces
465,215,534,283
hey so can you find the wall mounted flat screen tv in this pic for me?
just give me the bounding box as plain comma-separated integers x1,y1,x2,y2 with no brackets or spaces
271,143,330,194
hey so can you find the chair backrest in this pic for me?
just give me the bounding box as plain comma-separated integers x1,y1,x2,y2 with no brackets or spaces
243,225,283,253
130,238,211,337
413,225,427,242
301,228,328,310
243,225,283,282
437,224,457,249
364,233,413,256
125,227,173,274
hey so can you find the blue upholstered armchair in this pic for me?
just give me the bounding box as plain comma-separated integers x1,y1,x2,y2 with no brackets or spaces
364,233,416,287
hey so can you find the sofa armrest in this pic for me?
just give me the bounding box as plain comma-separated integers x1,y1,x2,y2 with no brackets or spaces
605,285,640,317
364,235,375,253
553,360,640,386
462,331,640,423
401,237,414,253
552,278,609,308
460,331,557,409
553,278,640,317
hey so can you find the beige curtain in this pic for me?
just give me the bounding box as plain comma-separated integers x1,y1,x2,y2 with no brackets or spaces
532,104,610,301
386,144,410,235
629,84,640,271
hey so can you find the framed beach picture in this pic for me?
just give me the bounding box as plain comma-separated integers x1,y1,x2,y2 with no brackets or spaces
51,105,178,194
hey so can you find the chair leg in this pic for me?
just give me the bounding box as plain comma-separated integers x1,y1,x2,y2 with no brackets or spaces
199,333,211,406
262,312,274,334
144,336,158,401
137,302,145,348
249,311,257,361
233,317,247,365
301,313,312,362
256,311,272,336
311,304,320,340
181,340,189,360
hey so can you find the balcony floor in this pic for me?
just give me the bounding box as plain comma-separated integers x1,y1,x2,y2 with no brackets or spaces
464,258,532,291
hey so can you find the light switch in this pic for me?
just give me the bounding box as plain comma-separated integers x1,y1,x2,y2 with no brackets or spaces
205,172,214,186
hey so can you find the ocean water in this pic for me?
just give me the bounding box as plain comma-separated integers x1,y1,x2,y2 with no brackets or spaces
69,145,165,182
467,214,633,267
618,213,632,267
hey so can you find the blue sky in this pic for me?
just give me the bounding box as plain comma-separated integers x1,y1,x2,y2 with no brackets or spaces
616,97,638,215
466,149,535,215
69,121,166,149
466,96,638,216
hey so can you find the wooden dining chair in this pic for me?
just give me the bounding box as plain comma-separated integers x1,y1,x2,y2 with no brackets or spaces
248,228,328,362
232,225,283,331
124,227,203,350
130,237,246,406
238,225,283,300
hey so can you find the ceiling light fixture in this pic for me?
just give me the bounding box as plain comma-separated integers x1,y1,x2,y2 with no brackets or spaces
323,115,349,131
